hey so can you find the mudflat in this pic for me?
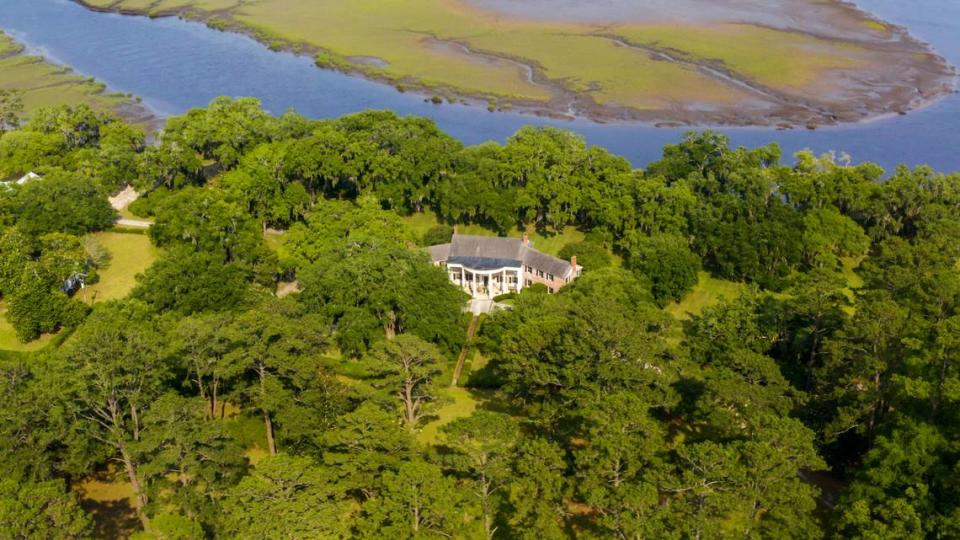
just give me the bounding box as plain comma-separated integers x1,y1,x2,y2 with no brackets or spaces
76,0,957,127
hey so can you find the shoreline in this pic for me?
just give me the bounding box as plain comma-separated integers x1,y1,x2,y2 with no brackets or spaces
0,29,160,131
63,1,959,129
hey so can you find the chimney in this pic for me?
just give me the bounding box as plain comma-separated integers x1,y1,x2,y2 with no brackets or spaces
453,224,459,235
522,232,529,246
570,255,577,274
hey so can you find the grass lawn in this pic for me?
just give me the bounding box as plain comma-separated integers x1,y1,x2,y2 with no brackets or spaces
417,386,489,445
264,229,287,251
0,232,154,351
74,467,139,539
77,232,157,305
665,271,748,321
116,205,141,221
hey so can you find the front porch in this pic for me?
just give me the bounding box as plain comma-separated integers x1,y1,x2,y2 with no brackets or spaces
448,265,522,299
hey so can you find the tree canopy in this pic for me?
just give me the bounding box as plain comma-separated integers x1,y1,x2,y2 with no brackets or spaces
1,99,958,538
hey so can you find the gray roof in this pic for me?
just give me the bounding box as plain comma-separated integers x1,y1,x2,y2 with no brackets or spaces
429,234,575,278
449,235,525,261
523,248,575,278
427,243,451,262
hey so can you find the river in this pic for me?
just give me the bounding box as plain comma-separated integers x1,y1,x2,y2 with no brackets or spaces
0,0,958,171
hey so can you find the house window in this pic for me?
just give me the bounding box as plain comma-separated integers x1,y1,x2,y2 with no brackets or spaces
536,269,544,278
547,273,554,281
548,287,554,293
526,266,533,273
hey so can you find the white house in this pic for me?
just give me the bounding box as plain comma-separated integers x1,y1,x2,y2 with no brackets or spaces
16,171,40,185
0,171,40,190
428,233,581,299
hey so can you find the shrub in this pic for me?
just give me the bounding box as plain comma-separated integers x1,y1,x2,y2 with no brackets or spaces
421,224,453,247
558,241,611,270
627,234,701,304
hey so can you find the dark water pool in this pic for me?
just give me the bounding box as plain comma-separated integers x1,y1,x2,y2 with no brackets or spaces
0,0,957,171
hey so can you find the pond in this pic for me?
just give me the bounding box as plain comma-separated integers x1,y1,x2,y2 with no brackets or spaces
0,0,958,172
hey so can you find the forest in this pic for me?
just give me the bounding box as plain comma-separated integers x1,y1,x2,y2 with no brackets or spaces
0,96,957,539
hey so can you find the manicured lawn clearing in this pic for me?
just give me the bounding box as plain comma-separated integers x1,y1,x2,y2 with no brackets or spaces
116,205,140,221
264,228,287,250
417,386,489,445
74,467,139,540
77,232,157,304
665,271,747,321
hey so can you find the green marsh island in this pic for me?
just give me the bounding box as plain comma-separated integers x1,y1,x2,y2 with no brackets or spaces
0,30,150,122
79,0,956,126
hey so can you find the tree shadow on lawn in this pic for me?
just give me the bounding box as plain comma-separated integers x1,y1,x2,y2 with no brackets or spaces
75,469,140,539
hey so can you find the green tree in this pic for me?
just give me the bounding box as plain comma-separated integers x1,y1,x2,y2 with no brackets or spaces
13,171,115,236
298,241,465,357
133,247,250,314
22,104,113,151
7,262,88,342
800,207,869,269
492,280,676,433
368,335,445,431
573,392,665,539
358,459,474,539
148,187,274,271
623,233,701,303
135,137,203,192
0,360,95,482
834,421,957,539
131,512,205,540
0,89,24,134
507,438,567,540
224,299,328,455
557,240,610,271
59,301,169,529
135,393,247,521
665,420,824,540
0,227,34,296
420,224,453,247
169,313,235,419
165,97,274,169
319,402,415,499
220,454,350,539
441,411,521,539
0,478,92,539
221,141,311,229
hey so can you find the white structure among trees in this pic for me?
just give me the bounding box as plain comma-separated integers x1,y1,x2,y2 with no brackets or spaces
428,233,581,299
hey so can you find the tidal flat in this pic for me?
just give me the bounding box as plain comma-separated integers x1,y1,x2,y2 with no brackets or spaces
76,0,957,127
